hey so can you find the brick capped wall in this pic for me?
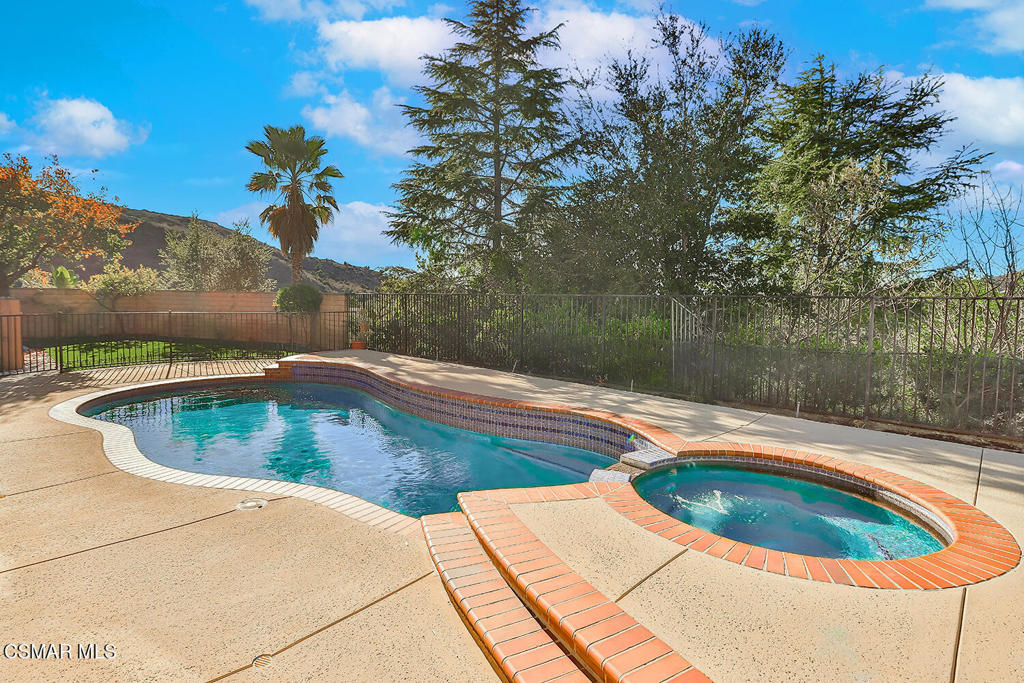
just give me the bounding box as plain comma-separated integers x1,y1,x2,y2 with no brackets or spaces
12,289,349,314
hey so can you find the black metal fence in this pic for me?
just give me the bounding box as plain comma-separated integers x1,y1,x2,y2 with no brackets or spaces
349,293,1024,440
0,310,349,374
4,296,1021,440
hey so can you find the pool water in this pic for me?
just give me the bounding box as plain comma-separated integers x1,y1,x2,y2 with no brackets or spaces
85,382,615,517
633,463,944,560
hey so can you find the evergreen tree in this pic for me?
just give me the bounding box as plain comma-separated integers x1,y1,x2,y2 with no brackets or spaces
159,215,273,291
387,0,569,285
528,17,786,294
213,219,274,292
748,57,989,295
159,213,218,291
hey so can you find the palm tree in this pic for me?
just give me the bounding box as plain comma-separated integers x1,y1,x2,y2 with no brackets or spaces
246,125,344,284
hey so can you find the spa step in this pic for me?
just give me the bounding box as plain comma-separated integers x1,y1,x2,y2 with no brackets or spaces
422,513,589,683
457,487,709,683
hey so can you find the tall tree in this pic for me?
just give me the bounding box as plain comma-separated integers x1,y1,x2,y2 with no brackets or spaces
748,57,989,295
246,125,343,284
0,154,135,296
214,219,274,291
387,0,569,285
534,17,786,294
159,213,218,291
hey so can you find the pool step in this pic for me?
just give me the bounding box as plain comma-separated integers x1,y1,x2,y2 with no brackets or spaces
262,364,293,380
457,486,710,683
422,513,589,683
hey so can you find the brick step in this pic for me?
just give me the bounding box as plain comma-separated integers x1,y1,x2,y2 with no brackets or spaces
458,485,709,683
422,512,589,683
262,364,293,380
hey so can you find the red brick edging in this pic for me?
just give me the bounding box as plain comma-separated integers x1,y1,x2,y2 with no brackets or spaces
275,357,689,456
275,357,1020,589
459,484,710,683
422,513,588,683
608,442,1020,589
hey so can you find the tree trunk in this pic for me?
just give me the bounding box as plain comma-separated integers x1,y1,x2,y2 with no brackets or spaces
290,251,303,284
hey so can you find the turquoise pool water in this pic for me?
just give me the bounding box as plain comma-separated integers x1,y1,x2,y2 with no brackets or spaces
633,462,944,560
85,382,615,517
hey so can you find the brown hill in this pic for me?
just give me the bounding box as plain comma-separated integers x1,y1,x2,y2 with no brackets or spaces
76,208,382,292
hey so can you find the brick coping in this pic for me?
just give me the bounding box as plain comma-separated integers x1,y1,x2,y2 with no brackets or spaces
608,442,1020,589
275,356,1018,589
422,512,589,683
50,355,1020,589
47,374,420,536
277,355,687,457
458,483,709,682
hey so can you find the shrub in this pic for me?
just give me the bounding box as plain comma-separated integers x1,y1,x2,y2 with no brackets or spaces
274,283,322,312
86,262,158,306
16,268,50,288
51,266,80,289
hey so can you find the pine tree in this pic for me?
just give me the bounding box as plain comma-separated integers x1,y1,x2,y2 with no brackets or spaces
387,0,568,285
749,56,990,295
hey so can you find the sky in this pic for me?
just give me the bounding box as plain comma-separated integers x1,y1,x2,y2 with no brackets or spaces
2,0,1023,269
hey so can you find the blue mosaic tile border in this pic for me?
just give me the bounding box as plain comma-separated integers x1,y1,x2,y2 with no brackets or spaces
290,363,658,459
661,454,954,544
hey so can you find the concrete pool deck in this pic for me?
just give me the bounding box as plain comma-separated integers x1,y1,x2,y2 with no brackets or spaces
1,351,1021,681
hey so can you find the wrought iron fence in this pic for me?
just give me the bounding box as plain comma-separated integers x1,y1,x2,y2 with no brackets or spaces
349,293,1024,440
0,310,349,374
3,296,1020,439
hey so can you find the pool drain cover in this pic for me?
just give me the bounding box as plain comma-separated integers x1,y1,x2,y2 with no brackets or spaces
237,498,268,511
252,654,273,668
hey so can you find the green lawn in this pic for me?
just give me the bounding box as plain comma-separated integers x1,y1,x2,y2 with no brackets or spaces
44,339,291,369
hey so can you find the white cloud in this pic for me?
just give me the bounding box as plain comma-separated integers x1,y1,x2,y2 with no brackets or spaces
29,97,147,158
215,201,268,231
284,70,327,97
317,200,415,265
925,0,1000,9
0,112,15,135
215,200,415,266
940,73,1024,147
303,87,418,156
313,2,662,88
926,0,1024,53
265,1,682,154
316,15,454,87
246,0,406,22
246,0,306,20
993,160,1024,180
977,3,1024,52
531,2,659,75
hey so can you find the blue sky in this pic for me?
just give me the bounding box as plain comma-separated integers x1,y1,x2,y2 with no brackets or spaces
2,0,1023,269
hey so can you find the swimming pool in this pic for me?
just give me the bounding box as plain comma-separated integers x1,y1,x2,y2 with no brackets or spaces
84,382,615,517
632,462,945,560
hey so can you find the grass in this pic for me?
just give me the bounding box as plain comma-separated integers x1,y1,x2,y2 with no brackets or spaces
43,338,291,370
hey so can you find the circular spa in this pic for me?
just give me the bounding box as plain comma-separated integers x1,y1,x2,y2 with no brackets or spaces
83,382,615,517
632,460,948,560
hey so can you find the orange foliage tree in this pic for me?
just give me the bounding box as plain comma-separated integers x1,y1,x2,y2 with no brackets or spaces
0,154,137,296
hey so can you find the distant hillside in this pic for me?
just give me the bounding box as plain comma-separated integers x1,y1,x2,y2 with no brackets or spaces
75,208,382,292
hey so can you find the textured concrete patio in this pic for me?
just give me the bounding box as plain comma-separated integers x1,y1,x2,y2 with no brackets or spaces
1,351,1020,681
0,361,492,682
